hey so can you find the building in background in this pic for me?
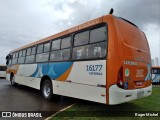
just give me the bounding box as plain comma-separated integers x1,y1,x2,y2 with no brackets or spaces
155,57,159,66
151,59,155,66
151,57,159,67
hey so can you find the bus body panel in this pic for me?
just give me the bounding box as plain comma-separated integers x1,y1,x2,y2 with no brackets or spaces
8,60,106,86
67,60,106,86
109,84,152,105
6,60,106,103
116,18,151,89
0,65,7,78
0,71,6,78
52,80,106,104
103,15,152,104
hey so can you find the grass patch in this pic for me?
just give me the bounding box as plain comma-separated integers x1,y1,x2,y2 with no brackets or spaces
51,87,160,120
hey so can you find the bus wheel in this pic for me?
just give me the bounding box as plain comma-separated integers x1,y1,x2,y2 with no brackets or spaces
10,74,18,86
42,80,53,101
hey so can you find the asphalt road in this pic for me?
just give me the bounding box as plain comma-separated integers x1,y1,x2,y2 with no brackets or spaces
0,78,78,120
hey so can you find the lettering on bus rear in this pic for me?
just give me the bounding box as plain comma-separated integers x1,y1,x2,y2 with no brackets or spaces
136,69,144,78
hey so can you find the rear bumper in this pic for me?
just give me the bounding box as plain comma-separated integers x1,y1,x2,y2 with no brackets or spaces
109,84,152,105
0,73,6,78
6,74,10,81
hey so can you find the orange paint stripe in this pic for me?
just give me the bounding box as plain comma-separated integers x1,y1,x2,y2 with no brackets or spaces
57,65,73,81
7,65,19,74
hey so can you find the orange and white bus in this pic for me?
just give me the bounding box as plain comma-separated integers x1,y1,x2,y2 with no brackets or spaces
6,12,152,105
0,65,7,78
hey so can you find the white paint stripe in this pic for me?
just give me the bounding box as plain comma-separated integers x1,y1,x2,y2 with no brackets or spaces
45,102,77,120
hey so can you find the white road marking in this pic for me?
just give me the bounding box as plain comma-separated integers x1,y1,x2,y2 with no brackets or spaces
45,102,77,120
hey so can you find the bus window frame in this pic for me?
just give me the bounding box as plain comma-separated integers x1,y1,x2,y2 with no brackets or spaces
0,66,7,71
50,35,71,62
17,49,26,64
71,23,108,61
24,46,37,64
9,23,108,65
152,68,160,74
36,41,51,63
11,51,19,64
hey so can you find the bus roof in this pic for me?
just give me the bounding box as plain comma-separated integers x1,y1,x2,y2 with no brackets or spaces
0,65,6,67
11,15,105,53
151,66,160,69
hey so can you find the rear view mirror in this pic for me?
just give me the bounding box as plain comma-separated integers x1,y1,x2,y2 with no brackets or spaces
6,60,9,65
6,55,9,60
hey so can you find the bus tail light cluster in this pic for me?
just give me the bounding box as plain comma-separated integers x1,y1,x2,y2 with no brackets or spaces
117,67,124,89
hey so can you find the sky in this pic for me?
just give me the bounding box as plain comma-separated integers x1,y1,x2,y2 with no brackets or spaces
0,0,160,65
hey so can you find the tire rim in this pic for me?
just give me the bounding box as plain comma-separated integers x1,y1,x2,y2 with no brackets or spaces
43,83,50,97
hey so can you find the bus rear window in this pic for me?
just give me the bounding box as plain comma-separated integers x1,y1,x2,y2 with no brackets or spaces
152,68,160,74
116,18,149,51
0,66,7,71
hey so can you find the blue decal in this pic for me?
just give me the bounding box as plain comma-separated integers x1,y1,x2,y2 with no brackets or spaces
31,62,73,79
145,64,151,80
124,82,128,89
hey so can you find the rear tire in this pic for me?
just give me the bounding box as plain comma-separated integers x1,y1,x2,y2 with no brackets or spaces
42,79,53,101
10,74,18,86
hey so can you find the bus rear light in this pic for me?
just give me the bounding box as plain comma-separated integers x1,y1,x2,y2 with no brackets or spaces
117,67,124,89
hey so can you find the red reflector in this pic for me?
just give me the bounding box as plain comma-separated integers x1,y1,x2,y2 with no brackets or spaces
136,81,143,86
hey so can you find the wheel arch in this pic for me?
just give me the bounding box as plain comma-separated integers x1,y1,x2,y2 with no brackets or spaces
40,75,52,91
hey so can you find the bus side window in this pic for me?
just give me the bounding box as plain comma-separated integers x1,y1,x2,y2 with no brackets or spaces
25,47,35,63
50,47,70,61
37,44,43,54
13,53,16,58
23,49,26,56
60,49,70,60
52,39,61,50
72,30,89,60
18,50,25,64
36,43,50,63
72,47,84,60
88,42,106,58
16,52,19,58
50,37,71,61
19,51,22,57
154,69,157,74
61,37,71,49
44,42,50,52
72,42,106,60
12,52,18,64
72,25,107,60
31,47,36,55
90,26,107,43
36,53,49,62
27,48,31,55
74,31,89,46
61,37,71,60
